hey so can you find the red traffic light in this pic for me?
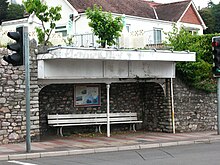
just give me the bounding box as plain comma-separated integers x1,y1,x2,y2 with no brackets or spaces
212,41,220,47
212,36,220,47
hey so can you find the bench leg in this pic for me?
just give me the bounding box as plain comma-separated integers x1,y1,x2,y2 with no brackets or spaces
60,127,64,137
57,128,59,136
99,125,102,134
95,126,98,133
133,124,136,132
130,124,136,132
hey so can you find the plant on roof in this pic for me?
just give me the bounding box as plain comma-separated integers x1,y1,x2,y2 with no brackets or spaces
86,4,123,48
23,0,62,46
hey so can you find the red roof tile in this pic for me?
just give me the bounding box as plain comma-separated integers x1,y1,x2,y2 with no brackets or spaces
67,0,194,23
155,0,191,22
67,0,156,19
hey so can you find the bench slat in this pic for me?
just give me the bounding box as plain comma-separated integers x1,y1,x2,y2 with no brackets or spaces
48,114,107,119
48,117,139,125
48,118,107,124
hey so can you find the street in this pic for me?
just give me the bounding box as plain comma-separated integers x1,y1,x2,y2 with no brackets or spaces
2,141,220,165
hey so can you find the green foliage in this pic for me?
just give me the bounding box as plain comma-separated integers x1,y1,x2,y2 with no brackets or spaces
64,35,74,46
6,3,25,21
165,25,218,92
23,0,61,45
0,0,9,24
86,5,123,48
199,1,220,34
0,0,25,24
199,8,215,34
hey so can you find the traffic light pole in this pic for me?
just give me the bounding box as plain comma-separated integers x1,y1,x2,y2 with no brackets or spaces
218,78,220,135
23,26,31,152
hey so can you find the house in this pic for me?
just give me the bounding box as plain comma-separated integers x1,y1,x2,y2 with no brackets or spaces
62,0,206,47
0,0,206,48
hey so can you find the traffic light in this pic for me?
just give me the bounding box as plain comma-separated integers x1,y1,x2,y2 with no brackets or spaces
212,36,220,76
3,26,24,66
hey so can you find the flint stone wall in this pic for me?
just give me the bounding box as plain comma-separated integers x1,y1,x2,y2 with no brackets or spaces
39,82,172,136
174,78,217,132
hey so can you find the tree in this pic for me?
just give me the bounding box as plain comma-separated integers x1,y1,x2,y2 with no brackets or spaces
0,0,9,24
211,2,220,33
199,1,220,34
86,5,123,48
6,3,25,21
199,8,215,34
23,0,62,45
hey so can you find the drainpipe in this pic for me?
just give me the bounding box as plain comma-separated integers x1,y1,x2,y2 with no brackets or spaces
170,78,175,134
106,84,111,137
73,14,81,34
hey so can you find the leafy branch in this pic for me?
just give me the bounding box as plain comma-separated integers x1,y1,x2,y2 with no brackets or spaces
23,0,61,45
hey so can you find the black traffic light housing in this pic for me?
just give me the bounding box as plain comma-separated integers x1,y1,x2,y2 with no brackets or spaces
3,26,24,66
212,36,220,76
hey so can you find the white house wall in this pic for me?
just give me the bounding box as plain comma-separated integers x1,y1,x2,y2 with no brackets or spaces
43,0,76,27
177,22,204,35
74,14,174,48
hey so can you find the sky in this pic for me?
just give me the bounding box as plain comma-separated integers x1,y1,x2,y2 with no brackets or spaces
16,0,220,9
154,0,220,9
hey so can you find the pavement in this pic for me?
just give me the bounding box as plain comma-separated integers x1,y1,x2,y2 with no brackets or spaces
0,131,220,161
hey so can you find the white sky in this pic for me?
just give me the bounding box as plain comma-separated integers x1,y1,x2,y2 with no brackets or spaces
154,0,220,9
16,0,220,9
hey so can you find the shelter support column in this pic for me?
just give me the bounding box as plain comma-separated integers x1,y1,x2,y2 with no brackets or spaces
170,78,175,134
106,83,111,137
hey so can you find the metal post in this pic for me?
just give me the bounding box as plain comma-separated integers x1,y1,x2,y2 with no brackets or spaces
106,84,110,137
81,34,84,47
24,26,31,152
218,78,220,135
92,34,95,47
170,78,175,134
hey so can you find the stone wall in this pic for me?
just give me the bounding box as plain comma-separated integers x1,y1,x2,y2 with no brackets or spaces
0,40,40,144
39,82,171,136
144,80,173,132
174,78,217,132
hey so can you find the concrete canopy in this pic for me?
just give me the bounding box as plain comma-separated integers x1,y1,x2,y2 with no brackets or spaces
37,47,196,84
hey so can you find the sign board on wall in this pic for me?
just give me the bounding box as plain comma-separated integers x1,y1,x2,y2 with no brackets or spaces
74,85,101,107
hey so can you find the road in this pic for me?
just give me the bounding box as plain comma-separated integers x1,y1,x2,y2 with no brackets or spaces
2,141,220,165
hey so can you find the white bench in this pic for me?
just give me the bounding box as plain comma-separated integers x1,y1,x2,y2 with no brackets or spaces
47,112,142,136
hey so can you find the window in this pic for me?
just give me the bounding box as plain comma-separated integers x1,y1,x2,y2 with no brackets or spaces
154,28,162,44
185,27,199,36
126,24,130,33
55,26,67,37
188,30,198,35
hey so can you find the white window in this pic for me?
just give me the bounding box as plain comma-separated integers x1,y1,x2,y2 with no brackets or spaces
55,26,67,37
188,30,198,35
126,24,130,33
154,28,162,44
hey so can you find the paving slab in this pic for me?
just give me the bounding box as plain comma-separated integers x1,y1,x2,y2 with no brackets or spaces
0,131,220,161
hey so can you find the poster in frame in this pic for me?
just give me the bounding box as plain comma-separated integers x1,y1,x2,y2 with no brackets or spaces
74,84,101,107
